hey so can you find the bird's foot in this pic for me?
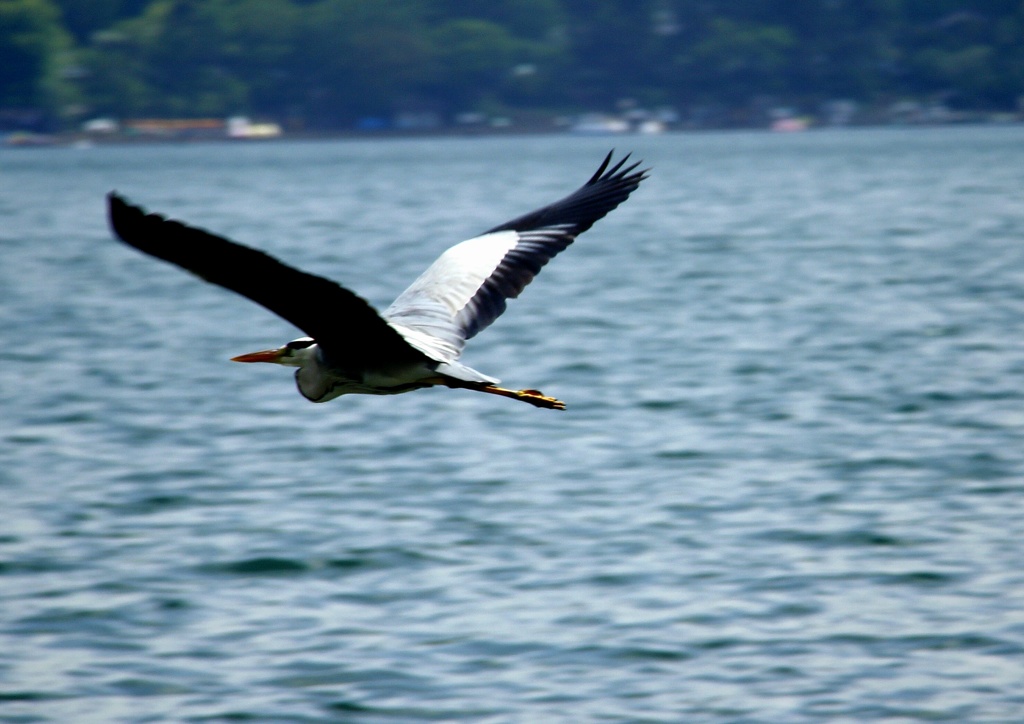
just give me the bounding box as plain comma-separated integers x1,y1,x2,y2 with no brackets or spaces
443,378,566,410
503,387,566,410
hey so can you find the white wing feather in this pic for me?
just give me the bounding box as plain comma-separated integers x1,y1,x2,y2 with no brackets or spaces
384,230,520,362
383,152,647,367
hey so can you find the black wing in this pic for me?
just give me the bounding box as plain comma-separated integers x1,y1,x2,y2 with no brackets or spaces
485,150,648,237
107,193,426,368
384,152,649,353
460,150,648,339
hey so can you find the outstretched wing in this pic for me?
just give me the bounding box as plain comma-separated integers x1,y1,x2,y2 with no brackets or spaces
107,193,425,369
383,151,648,362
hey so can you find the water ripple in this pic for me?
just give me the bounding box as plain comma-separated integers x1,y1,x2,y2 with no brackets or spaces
3,128,1024,722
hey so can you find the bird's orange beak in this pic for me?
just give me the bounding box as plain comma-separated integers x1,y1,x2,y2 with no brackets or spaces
230,347,285,363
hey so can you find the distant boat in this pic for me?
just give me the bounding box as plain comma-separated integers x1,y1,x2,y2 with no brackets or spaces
226,116,283,139
637,119,666,135
770,117,809,132
569,114,630,135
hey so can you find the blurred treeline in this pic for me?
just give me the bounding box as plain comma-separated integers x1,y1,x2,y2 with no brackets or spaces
3,0,1023,130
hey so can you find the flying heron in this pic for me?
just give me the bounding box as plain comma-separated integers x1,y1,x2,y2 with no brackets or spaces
107,151,647,410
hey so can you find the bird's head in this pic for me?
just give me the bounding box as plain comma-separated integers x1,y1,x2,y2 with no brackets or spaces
231,337,317,368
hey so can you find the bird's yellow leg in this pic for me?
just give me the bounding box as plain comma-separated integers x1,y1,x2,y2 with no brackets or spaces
441,379,566,410
483,385,566,410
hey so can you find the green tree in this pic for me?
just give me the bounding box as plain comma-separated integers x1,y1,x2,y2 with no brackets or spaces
429,0,563,40
15,0,1024,129
222,0,300,116
684,18,794,104
431,19,526,110
0,0,76,117
51,0,148,43
294,0,433,124
560,0,660,107
77,4,164,116
146,0,244,116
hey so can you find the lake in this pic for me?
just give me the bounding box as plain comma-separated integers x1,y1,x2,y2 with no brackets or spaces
2,126,1024,722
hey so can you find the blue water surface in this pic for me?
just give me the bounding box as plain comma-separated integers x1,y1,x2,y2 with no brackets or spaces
2,127,1024,722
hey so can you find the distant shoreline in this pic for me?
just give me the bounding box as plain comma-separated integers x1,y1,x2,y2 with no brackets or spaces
5,116,1023,149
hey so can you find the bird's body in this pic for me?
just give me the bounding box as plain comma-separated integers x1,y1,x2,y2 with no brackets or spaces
108,152,647,409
